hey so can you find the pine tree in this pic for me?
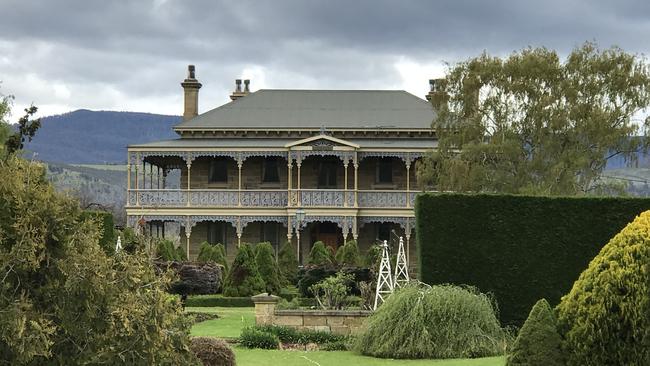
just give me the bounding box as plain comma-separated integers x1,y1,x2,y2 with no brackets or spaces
197,241,228,271
335,239,361,266
308,241,333,266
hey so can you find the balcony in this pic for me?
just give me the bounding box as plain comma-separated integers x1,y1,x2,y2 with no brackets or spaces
127,189,417,209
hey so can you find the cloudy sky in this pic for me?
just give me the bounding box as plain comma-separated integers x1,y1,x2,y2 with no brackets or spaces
1,0,649,122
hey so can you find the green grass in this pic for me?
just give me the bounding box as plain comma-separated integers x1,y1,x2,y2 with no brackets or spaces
188,306,255,339
188,307,506,366
232,348,505,366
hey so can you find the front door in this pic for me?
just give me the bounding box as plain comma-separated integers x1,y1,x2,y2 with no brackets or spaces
311,222,342,253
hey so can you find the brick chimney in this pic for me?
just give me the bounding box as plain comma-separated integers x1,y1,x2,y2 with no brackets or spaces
230,79,250,101
181,65,202,121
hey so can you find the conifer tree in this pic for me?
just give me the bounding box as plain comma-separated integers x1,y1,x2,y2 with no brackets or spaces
507,299,565,366
278,241,299,285
222,244,265,297
308,241,333,266
254,242,282,295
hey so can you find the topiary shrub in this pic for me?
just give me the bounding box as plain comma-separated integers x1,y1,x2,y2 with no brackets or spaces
335,239,361,266
254,242,282,295
355,283,507,359
189,336,236,366
239,327,280,349
507,299,564,366
156,239,180,261
176,244,187,261
197,242,228,272
308,241,332,265
278,241,298,285
556,211,650,366
222,244,265,297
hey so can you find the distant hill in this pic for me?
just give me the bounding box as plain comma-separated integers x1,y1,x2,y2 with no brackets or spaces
24,109,180,164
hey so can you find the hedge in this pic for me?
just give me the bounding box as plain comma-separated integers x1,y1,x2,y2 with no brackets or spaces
185,294,317,308
415,193,650,326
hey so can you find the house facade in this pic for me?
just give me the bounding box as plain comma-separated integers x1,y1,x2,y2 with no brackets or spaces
126,65,437,267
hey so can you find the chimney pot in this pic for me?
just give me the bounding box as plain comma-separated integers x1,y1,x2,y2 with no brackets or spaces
235,79,242,93
244,79,250,92
188,65,196,79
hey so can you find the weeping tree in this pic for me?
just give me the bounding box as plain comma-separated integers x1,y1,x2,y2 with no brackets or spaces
418,42,650,195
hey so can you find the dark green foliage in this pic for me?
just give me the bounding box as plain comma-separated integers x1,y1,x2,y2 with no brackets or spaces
278,285,300,301
297,266,372,297
276,297,301,310
185,295,253,307
556,211,650,366
308,241,333,265
335,239,361,266
507,299,565,366
176,244,187,261
239,327,280,349
250,325,345,345
416,193,650,325
364,244,382,269
4,104,40,155
356,284,507,359
254,242,282,295
197,242,228,271
310,272,354,310
222,244,265,297
0,157,197,365
162,261,223,295
120,227,143,253
81,210,115,255
156,239,181,261
189,336,236,366
322,341,349,351
277,241,299,285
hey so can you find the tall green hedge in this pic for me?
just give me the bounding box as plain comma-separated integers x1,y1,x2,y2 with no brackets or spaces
415,193,650,326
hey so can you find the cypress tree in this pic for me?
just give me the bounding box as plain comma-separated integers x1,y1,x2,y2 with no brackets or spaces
507,299,565,366
308,241,332,266
278,241,298,285
222,244,265,297
254,242,282,295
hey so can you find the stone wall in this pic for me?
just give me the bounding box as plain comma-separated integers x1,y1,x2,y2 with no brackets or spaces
252,294,370,336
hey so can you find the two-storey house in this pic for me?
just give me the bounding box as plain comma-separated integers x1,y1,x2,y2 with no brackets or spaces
126,66,437,267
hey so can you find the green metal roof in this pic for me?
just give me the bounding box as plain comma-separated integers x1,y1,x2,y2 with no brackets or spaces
175,89,435,130
129,138,436,150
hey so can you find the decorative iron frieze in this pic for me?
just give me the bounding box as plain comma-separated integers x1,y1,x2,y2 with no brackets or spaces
357,191,407,208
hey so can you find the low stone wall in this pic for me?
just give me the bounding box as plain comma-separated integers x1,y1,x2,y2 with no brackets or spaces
252,294,371,335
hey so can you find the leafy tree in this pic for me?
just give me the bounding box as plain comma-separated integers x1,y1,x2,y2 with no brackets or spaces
507,298,565,366
197,241,228,271
308,241,333,266
5,104,41,156
254,242,282,295
222,244,265,297
277,241,298,285
335,239,361,266
556,210,650,365
0,156,197,365
418,42,650,195
0,91,12,157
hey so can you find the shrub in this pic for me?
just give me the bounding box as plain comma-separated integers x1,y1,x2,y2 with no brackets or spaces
185,295,253,307
278,285,300,301
222,244,265,297
297,266,372,297
156,239,181,261
556,211,650,366
335,239,361,266
364,244,382,270
355,283,507,359
189,337,236,366
254,242,282,295
81,210,115,255
310,272,354,310
416,193,650,325
322,341,348,351
186,312,220,325
308,241,332,265
239,327,280,349
197,242,228,272
176,244,187,261
276,297,301,310
249,325,345,345
278,241,299,285
507,299,564,366
161,261,223,295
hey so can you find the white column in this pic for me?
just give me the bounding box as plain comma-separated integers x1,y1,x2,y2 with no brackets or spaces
287,159,293,207
238,159,243,207
344,161,349,207
186,162,191,207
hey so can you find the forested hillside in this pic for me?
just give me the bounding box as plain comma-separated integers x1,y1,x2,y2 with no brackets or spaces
24,109,179,164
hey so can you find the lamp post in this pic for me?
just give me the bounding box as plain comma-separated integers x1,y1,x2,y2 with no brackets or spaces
295,208,306,263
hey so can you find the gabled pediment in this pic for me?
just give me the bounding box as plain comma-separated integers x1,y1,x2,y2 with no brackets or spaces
285,134,360,149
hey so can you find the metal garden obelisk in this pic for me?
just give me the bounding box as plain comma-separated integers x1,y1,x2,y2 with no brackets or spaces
373,240,394,310
393,236,409,287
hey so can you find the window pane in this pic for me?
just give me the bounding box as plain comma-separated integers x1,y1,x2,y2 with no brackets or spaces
209,158,228,183
263,158,280,183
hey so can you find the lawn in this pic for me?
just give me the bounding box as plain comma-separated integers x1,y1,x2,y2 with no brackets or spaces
188,306,255,339
188,307,506,366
